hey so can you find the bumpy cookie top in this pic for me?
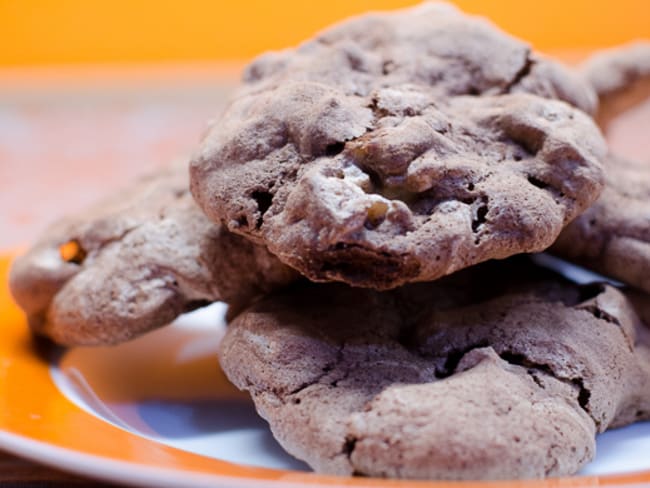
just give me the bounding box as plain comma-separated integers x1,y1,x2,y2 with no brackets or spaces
220,259,650,479
240,2,596,112
9,165,297,346
191,3,605,289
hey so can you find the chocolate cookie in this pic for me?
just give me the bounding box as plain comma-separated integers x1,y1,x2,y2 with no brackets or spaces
553,154,650,293
553,44,650,292
579,41,650,128
9,165,298,346
219,260,650,479
191,3,605,289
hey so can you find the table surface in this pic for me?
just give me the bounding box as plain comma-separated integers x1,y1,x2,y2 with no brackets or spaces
0,450,123,487
0,63,240,251
0,57,649,486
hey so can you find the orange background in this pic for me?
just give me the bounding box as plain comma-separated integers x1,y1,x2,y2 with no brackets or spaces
1,0,650,66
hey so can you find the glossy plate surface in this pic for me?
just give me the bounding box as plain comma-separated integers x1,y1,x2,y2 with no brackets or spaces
1,254,650,488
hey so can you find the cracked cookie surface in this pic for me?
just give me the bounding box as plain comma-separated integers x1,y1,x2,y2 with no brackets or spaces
219,259,650,479
9,165,298,346
191,3,605,289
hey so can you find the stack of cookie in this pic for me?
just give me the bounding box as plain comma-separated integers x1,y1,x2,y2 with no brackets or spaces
9,3,650,480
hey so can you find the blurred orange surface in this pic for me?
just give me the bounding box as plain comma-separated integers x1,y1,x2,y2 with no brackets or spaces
1,1,649,66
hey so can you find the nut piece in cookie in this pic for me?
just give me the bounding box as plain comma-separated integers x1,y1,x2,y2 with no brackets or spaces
191,3,606,289
219,259,650,479
9,165,298,346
